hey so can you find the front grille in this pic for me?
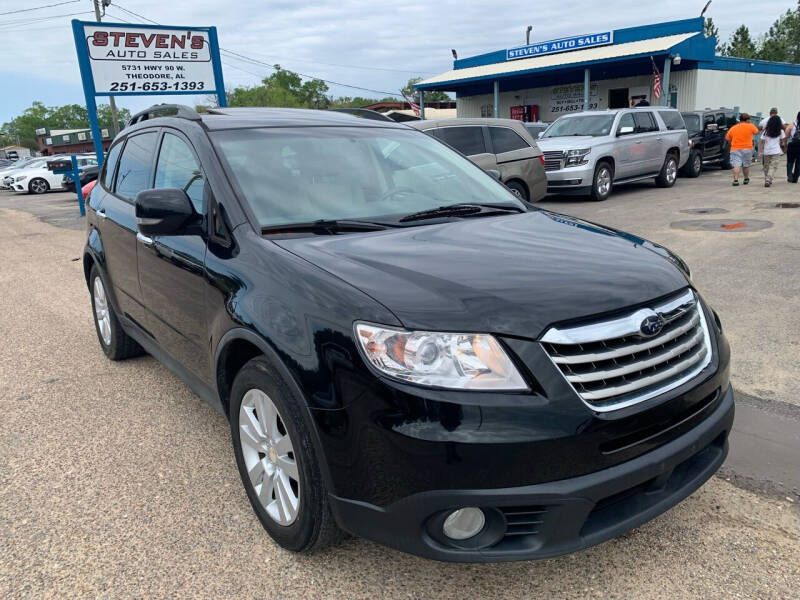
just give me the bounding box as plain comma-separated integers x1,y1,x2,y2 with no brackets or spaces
542,151,563,171
541,289,712,412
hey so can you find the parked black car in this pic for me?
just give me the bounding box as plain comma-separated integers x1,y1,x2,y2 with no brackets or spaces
62,164,99,192
83,104,733,562
680,108,735,177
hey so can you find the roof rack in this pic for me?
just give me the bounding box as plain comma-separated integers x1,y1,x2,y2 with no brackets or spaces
127,104,202,127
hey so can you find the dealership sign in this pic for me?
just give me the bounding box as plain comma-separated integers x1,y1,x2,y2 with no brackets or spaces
71,20,226,163
506,32,613,61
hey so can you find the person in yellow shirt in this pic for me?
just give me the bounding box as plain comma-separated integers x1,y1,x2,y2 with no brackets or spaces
725,113,759,186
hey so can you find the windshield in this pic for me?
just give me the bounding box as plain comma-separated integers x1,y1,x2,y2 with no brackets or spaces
212,126,522,228
542,114,615,138
682,114,701,135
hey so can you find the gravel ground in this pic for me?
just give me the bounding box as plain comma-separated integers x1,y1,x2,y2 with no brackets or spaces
0,179,799,598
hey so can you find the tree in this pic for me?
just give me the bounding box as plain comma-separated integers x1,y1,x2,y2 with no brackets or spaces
402,77,451,103
725,25,758,59
704,17,726,54
0,101,129,150
756,7,800,63
227,65,330,109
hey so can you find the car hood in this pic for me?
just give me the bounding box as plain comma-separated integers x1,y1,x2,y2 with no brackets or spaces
536,136,602,151
275,211,689,337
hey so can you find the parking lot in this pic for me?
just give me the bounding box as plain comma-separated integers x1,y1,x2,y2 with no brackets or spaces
1,167,799,599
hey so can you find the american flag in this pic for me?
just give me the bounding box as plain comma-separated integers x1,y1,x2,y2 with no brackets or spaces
651,57,662,100
402,92,420,116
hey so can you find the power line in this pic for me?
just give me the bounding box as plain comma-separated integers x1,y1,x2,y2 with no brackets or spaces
0,10,92,29
113,3,402,97
0,0,80,17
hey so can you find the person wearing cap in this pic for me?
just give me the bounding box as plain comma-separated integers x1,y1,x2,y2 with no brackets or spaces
760,107,780,130
726,113,759,186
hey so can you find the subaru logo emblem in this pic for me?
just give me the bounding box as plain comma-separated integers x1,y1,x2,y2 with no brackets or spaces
640,314,665,337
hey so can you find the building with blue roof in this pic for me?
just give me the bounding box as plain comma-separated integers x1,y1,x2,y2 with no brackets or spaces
414,18,800,122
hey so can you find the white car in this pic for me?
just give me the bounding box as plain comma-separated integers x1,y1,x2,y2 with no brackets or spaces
0,158,40,189
8,156,97,194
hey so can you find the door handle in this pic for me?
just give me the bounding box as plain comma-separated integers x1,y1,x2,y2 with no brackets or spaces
96,208,107,219
136,232,154,246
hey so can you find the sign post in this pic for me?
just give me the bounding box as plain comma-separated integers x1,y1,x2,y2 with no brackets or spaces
48,155,86,216
71,20,226,165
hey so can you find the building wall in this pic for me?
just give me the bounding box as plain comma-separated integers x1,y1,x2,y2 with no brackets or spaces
455,72,701,121
694,69,800,116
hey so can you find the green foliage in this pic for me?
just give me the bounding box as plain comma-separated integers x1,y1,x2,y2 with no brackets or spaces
227,65,331,109
704,18,726,54
0,101,130,150
721,3,800,62
402,77,451,103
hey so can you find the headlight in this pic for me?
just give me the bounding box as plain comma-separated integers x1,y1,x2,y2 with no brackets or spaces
565,148,591,167
15,175,27,182
354,323,528,391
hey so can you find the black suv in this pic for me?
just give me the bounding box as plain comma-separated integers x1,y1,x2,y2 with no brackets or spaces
84,104,734,562
680,108,735,176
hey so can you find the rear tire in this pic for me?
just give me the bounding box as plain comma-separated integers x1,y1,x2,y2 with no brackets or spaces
655,153,679,187
590,161,613,201
28,178,49,195
89,265,143,360
505,180,529,202
682,151,702,178
720,145,732,170
230,357,343,553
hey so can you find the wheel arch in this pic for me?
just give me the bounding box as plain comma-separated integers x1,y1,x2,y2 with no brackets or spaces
214,327,337,492
503,177,529,200
596,156,615,174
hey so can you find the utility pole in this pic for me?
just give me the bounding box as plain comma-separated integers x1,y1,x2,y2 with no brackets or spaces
92,0,120,136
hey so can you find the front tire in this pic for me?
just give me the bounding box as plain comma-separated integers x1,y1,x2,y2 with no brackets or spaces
682,151,702,177
89,265,143,360
655,153,679,187
590,161,613,201
28,178,49,194
230,357,343,552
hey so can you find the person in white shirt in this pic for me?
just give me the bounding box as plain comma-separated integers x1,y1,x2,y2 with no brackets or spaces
759,107,779,130
759,115,786,187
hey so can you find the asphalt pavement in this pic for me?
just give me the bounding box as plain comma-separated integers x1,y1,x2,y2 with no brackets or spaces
1,170,799,598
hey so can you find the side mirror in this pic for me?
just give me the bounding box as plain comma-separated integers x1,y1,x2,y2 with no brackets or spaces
135,188,195,236
617,125,634,136
706,123,719,132
486,169,502,181
537,131,544,138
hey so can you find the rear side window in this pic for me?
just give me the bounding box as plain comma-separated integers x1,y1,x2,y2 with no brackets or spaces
725,112,737,127
716,112,726,127
658,111,685,131
437,126,486,156
704,114,715,127
489,126,529,153
633,112,658,133
154,133,204,213
115,132,158,200
101,142,123,190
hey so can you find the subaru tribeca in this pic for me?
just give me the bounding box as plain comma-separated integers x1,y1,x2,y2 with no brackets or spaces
83,105,733,562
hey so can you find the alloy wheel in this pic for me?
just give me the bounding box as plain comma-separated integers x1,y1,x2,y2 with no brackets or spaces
596,167,612,196
30,179,48,194
239,389,300,526
93,277,112,346
693,154,701,173
666,157,678,183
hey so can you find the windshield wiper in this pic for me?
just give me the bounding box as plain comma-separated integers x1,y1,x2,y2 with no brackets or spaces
398,203,524,223
261,219,389,235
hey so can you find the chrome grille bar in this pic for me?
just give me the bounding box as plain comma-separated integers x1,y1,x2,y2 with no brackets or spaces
540,289,712,412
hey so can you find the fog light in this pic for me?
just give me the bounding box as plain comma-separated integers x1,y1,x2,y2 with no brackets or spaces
442,507,485,540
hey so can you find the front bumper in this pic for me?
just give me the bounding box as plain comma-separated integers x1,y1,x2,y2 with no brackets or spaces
544,163,593,194
329,384,734,562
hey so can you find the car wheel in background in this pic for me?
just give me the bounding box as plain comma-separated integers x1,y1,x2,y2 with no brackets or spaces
505,180,529,202
89,265,144,360
28,178,49,194
230,356,343,552
590,161,613,201
656,153,679,187
682,151,702,178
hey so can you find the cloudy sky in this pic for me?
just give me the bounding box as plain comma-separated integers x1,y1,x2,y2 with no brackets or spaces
0,0,795,124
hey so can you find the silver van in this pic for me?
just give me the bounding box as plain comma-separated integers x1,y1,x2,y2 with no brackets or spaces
408,118,547,202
